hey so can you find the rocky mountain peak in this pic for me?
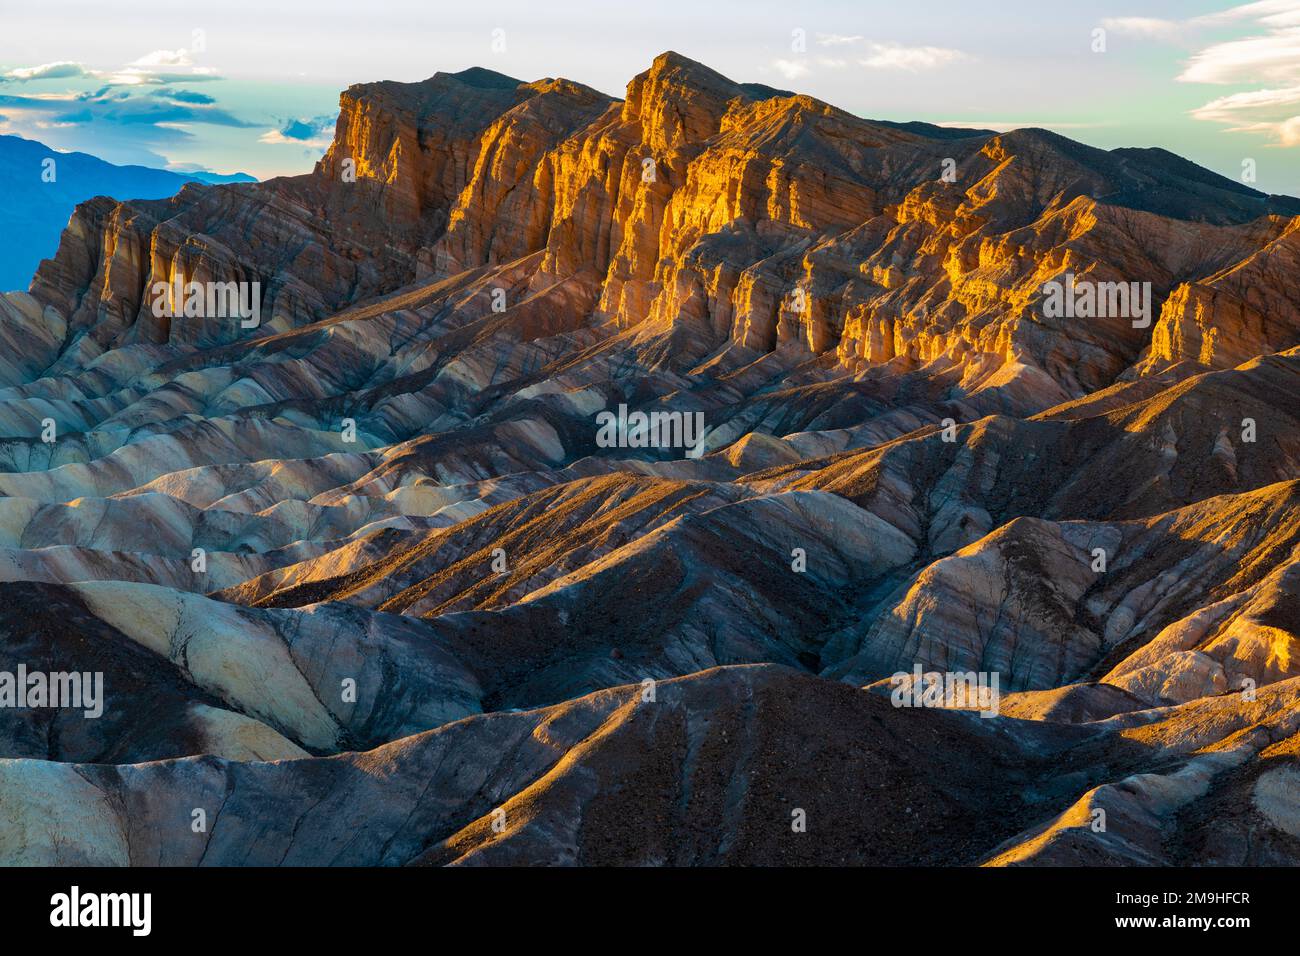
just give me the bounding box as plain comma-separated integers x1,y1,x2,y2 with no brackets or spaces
623,50,781,151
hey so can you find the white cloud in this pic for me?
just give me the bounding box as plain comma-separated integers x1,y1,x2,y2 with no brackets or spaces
2,61,91,81
816,34,863,46
103,68,220,86
859,43,967,71
1,51,219,88
1169,0,1300,146
258,115,335,149
771,39,966,80
1101,16,1185,41
0,50,246,172
771,59,809,80
1191,84,1300,145
1177,27,1300,84
129,49,194,68
1193,0,1300,29
1220,115,1300,143
1191,84,1300,121
257,129,331,147
1275,115,1300,143
6,91,85,102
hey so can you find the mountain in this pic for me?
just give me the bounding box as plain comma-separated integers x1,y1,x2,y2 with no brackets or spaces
0,134,255,293
1,52,1298,866
183,170,261,186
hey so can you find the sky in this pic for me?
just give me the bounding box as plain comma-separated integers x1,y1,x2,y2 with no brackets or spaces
0,0,1297,194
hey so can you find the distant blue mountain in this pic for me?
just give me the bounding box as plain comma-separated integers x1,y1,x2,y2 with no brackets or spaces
0,134,256,292
184,169,261,186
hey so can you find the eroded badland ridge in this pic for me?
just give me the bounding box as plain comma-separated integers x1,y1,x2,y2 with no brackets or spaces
1,52,1299,866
